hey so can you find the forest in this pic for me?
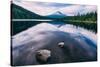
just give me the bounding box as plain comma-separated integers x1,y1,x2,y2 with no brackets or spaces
63,12,97,22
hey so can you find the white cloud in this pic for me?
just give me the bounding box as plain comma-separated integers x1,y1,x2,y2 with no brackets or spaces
60,5,97,16
12,1,97,16
13,1,58,16
60,5,83,16
80,5,97,14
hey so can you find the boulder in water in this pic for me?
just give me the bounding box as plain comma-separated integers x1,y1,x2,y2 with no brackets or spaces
36,49,51,63
58,42,64,48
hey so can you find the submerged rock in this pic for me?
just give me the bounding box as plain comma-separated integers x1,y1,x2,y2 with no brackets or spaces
58,42,64,48
36,49,51,63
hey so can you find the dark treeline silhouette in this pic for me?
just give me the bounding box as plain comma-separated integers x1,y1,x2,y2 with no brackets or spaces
11,4,49,19
63,12,97,22
62,12,97,33
11,21,43,35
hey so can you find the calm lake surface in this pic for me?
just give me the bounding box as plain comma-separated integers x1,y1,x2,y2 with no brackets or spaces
12,21,97,47
11,20,97,66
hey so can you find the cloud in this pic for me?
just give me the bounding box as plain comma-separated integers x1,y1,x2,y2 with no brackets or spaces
13,1,59,16
80,5,97,14
13,0,97,16
60,5,84,16
34,2,71,8
60,5,97,16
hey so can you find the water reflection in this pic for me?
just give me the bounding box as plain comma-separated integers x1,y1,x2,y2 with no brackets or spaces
12,22,97,65
12,21,97,47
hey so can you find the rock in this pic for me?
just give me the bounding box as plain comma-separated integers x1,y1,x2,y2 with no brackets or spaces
58,42,64,48
36,49,51,63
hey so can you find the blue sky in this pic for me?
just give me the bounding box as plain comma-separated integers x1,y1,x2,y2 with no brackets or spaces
13,0,97,16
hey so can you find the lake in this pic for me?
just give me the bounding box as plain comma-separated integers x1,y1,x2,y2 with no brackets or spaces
11,20,97,66
11,20,97,43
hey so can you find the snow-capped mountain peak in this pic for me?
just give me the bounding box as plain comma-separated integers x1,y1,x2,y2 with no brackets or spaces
47,11,66,18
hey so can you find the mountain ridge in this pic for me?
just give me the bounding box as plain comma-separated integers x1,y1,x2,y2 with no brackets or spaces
11,3,67,19
47,11,66,18
11,3,48,19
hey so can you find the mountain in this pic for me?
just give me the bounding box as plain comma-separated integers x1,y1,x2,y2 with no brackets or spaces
11,4,47,19
11,3,67,19
47,11,66,18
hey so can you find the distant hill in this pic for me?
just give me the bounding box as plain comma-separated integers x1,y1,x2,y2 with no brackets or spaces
11,4,48,19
